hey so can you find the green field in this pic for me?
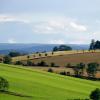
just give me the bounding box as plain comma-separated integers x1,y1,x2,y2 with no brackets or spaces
0,63,100,100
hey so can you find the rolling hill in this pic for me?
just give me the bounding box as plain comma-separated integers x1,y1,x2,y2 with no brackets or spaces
0,63,100,100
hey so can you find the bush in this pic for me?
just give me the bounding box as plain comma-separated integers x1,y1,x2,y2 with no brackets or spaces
27,55,30,59
15,61,22,65
45,53,48,56
27,60,33,66
39,53,41,57
0,77,9,92
66,63,71,68
60,71,66,75
90,88,100,100
48,68,53,72
50,62,55,67
3,55,12,64
37,61,48,66
66,72,70,76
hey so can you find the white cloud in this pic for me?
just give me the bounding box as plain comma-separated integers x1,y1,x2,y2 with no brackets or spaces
49,40,65,44
32,20,68,34
70,22,87,32
8,38,16,44
32,19,87,34
0,15,29,23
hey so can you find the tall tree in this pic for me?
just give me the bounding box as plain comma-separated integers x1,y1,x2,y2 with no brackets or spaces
87,62,99,78
89,39,95,50
73,63,85,77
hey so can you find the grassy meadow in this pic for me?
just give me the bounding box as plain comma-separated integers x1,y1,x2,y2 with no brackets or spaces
0,63,100,100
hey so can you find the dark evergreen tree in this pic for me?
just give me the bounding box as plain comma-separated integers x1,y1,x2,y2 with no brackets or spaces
90,88,100,100
89,39,95,50
53,46,58,51
94,40,100,49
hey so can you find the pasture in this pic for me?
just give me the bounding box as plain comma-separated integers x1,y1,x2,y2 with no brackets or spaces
0,63,100,100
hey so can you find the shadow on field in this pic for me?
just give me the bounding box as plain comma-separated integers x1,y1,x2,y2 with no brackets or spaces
0,90,32,98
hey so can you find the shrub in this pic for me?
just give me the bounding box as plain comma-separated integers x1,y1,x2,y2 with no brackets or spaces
90,88,100,100
27,60,33,66
48,68,53,73
66,63,71,68
45,53,48,56
27,55,30,59
37,61,48,66
66,72,70,76
50,62,55,67
39,53,41,57
0,77,9,92
3,55,12,64
52,52,54,55
60,71,66,75
15,61,22,65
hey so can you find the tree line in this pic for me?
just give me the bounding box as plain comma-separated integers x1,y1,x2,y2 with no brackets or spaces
89,39,100,50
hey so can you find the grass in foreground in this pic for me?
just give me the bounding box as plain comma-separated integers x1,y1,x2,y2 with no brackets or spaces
0,63,100,100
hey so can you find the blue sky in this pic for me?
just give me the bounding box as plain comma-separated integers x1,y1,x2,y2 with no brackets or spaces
0,0,100,44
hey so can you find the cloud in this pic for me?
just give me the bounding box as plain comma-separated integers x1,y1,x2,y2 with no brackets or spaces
32,19,87,34
70,22,87,32
8,38,16,44
49,39,65,44
0,15,29,23
32,20,68,34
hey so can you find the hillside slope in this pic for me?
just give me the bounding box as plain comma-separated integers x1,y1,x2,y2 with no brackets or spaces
0,63,100,100
31,52,100,67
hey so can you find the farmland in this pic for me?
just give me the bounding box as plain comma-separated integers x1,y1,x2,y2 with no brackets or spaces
0,63,100,100
12,50,100,68
11,50,100,78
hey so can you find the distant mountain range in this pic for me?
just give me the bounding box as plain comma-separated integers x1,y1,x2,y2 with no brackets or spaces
0,43,89,54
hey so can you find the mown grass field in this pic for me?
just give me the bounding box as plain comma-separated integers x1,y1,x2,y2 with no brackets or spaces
0,63,100,100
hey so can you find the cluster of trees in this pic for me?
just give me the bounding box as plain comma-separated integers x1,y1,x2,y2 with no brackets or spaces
2,51,26,64
89,39,100,50
47,62,99,79
8,51,22,57
73,62,99,78
53,45,72,51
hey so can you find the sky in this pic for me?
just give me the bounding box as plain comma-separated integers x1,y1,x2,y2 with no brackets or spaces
0,0,100,44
